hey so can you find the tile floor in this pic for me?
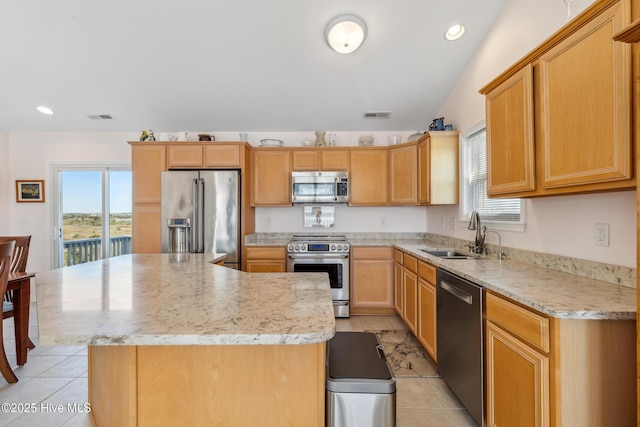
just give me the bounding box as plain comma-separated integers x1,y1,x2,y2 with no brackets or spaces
0,307,476,426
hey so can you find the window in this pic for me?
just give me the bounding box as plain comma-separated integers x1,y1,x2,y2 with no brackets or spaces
461,124,523,229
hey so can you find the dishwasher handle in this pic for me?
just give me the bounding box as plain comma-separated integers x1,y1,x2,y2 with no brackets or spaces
440,280,473,305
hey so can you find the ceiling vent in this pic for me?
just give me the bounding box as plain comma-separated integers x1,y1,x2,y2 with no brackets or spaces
87,114,114,120
363,111,391,119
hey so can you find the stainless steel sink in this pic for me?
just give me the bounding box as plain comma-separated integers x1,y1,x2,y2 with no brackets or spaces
420,249,479,259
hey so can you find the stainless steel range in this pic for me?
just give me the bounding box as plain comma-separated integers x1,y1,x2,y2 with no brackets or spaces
286,235,350,317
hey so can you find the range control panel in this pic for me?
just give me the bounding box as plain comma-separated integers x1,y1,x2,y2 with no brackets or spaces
287,242,350,253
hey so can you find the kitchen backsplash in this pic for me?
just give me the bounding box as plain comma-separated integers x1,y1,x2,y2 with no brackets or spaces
246,232,636,289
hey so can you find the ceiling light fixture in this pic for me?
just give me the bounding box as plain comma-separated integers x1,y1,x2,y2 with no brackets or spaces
445,24,465,41
325,14,367,54
36,105,54,115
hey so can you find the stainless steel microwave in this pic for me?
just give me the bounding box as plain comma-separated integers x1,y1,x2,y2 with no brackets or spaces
291,171,349,204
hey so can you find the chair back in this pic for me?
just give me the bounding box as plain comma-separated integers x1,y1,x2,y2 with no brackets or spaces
0,241,15,296
0,236,31,273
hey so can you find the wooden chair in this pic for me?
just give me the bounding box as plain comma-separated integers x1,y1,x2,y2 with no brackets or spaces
0,240,18,382
0,236,35,350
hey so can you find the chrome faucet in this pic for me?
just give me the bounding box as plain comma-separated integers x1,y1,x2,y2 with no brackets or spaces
467,210,485,253
467,210,504,260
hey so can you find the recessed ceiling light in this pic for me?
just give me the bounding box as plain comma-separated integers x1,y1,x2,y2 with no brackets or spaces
445,24,465,41
36,105,54,115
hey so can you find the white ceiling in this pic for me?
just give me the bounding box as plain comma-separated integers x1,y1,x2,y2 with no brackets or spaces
0,0,506,133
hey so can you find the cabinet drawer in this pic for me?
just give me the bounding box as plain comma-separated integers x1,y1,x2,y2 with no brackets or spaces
486,292,550,353
394,249,404,264
245,246,286,260
352,246,393,260
403,254,417,274
417,260,436,284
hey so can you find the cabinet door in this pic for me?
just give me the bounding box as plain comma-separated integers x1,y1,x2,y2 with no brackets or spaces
132,145,166,204
350,247,394,311
204,145,241,168
349,149,389,205
251,150,291,206
320,150,349,170
485,65,536,196
291,150,319,170
417,278,437,362
417,139,429,204
394,262,403,315
486,321,549,427
167,145,203,168
539,3,631,189
389,144,418,205
132,207,161,253
403,268,418,334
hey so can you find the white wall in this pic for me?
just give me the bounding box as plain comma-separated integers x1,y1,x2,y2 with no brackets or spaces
434,0,636,268
0,131,9,235
7,132,136,272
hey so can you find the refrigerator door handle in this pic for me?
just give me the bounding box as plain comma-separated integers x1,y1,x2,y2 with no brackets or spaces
196,178,205,253
192,178,199,253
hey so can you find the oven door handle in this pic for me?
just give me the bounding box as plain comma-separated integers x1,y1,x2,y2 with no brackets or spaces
287,253,349,259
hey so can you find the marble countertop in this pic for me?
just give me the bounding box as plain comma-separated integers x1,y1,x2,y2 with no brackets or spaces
243,233,635,320
394,243,636,320
35,254,335,346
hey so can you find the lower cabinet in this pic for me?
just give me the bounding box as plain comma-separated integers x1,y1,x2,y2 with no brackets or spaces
401,254,418,334
417,260,437,362
244,247,286,272
485,291,636,427
350,247,395,314
393,250,404,315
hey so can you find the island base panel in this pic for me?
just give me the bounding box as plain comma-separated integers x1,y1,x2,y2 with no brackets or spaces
89,343,326,426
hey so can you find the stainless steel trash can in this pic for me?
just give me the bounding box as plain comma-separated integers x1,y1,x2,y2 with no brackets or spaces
167,218,190,253
326,332,396,427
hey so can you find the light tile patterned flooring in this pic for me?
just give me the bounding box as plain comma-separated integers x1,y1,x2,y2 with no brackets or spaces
0,307,475,426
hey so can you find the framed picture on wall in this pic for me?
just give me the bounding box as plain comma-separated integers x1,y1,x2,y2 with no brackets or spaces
16,180,45,203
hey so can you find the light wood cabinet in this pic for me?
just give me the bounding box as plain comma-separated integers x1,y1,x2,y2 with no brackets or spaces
538,1,631,189
349,148,389,205
167,144,242,168
245,246,286,272
481,0,634,198
485,65,536,196
416,260,437,362
486,321,549,427
291,149,349,171
251,150,291,206
389,144,418,204
402,254,418,334
131,144,166,253
350,246,395,314
421,132,460,205
389,133,458,205
393,250,404,315
485,291,635,426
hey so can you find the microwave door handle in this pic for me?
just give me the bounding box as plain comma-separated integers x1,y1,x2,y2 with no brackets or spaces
334,177,338,201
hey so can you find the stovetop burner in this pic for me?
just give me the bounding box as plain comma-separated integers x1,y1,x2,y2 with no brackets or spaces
290,234,347,242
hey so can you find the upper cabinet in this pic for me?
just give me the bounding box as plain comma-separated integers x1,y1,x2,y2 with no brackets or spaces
167,144,242,168
480,0,634,197
349,148,389,206
389,132,459,205
291,149,349,171
251,149,292,206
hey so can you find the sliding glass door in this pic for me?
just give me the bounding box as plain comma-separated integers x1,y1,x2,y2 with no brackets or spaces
53,166,131,268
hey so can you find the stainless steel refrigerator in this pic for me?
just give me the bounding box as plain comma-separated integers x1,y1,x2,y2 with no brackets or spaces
161,170,241,269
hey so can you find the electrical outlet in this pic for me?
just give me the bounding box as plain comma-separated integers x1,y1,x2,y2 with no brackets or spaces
380,217,387,226
441,217,446,229
266,217,272,227
594,223,609,247
448,217,456,230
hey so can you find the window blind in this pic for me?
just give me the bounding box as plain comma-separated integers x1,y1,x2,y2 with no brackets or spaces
462,128,521,222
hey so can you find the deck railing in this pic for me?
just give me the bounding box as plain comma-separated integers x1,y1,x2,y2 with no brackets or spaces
64,236,132,266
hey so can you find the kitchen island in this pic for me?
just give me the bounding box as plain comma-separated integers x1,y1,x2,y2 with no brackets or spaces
35,253,335,426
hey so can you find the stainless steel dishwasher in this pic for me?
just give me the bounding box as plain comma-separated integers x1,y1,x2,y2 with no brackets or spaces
436,268,484,427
